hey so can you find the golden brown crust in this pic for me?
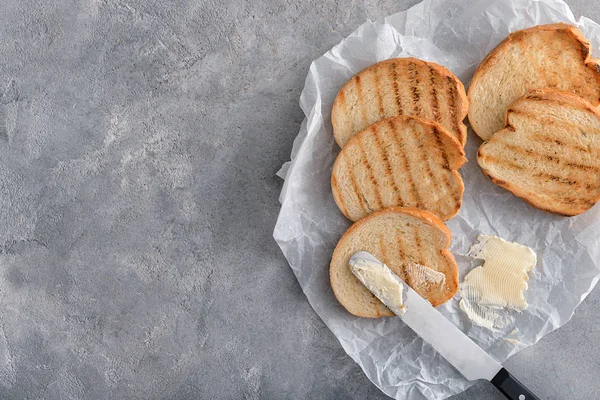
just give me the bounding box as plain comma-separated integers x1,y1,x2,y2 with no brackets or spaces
468,23,600,140
330,207,459,317
478,162,583,216
332,57,468,147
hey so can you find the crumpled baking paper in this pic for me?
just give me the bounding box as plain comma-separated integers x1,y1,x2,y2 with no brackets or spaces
273,0,600,398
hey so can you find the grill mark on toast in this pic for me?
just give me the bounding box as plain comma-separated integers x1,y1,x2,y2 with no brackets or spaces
565,161,600,173
331,174,350,217
500,142,600,172
395,230,407,259
531,133,590,152
532,171,581,186
354,75,369,131
389,62,404,114
500,142,545,159
507,109,539,120
415,127,440,213
428,65,440,121
431,126,460,207
372,70,385,118
510,108,587,129
413,225,425,265
388,119,421,205
336,89,346,110
379,235,388,265
395,229,407,280
346,161,366,214
357,138,383,209
446,76,461,139
373,126,402,205
484,154,589,190
432,126,451,170
408,61,420,114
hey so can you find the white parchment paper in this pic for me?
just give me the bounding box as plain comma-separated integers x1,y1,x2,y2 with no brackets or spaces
273,0,600,398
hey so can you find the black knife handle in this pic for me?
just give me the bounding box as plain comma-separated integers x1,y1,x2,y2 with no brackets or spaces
491,368,540,400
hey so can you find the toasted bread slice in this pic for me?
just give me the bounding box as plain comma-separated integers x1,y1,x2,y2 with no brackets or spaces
332,58,468,147
330,207,459,317
332,115,467,222
468,23,600,141
478,89,600,216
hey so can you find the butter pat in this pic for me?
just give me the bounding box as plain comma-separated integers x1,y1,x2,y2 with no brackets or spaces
349,252,406,316
463,235,537,310
460,235,537,329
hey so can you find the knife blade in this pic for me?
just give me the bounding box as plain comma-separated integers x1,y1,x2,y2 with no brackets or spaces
348,251,539,400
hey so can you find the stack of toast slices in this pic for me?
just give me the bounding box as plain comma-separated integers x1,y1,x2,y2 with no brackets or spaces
331,58,468,223
469,23,600,216
329,23,600,318
329,58,467,317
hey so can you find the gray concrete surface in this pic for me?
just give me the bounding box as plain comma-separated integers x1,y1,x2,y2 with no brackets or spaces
0,0,598,399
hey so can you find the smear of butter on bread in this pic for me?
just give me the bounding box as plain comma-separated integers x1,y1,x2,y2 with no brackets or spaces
404,262,446,293
349,252,406,316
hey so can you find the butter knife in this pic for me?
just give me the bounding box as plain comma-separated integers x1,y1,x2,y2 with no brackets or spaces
349,251,539,400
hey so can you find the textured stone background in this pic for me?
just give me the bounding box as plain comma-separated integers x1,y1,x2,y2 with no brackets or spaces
0,0,598,399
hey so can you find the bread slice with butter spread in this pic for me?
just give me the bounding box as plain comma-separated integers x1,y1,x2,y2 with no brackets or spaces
330,207,459,318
